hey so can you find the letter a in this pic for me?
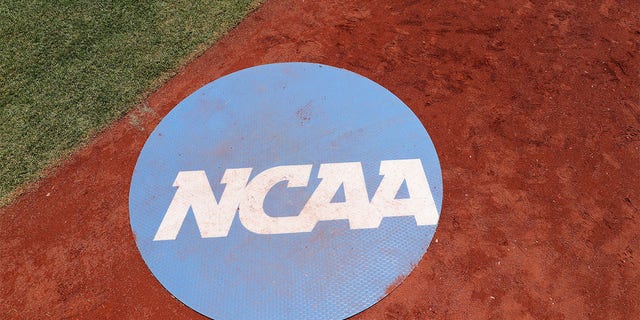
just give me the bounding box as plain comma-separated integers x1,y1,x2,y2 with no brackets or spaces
298,162,370,231
365,159,439,228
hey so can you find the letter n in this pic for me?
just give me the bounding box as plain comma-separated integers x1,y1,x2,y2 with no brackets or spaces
153,169,252,241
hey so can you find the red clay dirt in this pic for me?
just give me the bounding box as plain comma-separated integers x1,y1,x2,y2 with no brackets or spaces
2,0,640,319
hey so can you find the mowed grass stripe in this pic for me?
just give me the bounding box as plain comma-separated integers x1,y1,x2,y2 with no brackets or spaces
0,0,259,205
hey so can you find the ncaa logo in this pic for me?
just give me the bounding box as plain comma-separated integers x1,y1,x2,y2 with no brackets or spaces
129,63,443,319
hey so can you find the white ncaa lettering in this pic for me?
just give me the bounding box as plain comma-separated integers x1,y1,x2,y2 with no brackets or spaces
153,169,252,241
240,164,313,235
153,159,438,240
297,162,370,231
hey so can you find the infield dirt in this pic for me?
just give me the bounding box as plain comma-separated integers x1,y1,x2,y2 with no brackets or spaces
1,0,639,319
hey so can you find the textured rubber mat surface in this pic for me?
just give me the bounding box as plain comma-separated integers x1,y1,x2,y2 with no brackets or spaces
129,63,442,319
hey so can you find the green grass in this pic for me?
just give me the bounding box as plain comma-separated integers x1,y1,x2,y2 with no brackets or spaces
0,0,260,205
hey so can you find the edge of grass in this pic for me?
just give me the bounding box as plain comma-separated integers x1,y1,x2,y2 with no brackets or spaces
0,0,263,208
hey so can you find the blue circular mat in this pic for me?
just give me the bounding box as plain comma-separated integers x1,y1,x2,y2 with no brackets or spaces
129,63,442,319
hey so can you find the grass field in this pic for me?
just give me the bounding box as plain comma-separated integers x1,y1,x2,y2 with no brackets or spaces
0,0,259,206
